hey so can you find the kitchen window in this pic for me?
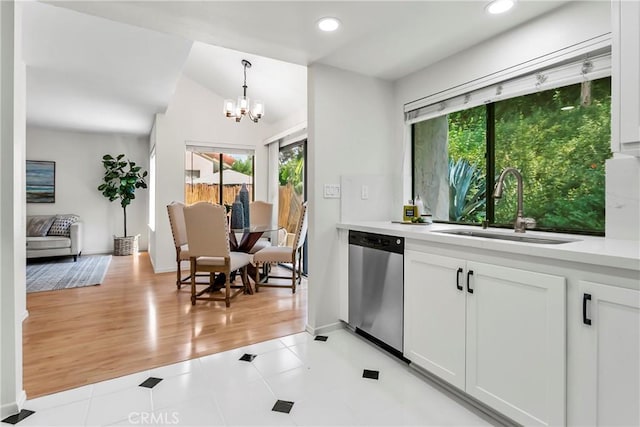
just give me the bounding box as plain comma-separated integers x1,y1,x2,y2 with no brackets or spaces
410,54,611,235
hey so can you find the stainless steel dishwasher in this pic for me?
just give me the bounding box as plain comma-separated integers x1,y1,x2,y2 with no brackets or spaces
348,230,404,357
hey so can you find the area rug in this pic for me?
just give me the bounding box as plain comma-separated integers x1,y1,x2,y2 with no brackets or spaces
26,255,112,293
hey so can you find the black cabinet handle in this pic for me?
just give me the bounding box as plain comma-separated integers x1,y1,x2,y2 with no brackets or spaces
583,293,592,325
466,270,474,294
456,268,463,291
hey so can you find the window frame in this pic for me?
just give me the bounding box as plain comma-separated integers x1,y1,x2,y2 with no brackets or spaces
410,77,610,236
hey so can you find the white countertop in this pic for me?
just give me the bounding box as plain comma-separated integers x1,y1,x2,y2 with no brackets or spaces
337,221,640,272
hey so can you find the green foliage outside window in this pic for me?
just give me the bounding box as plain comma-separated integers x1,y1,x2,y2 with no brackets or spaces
448,158,486,222
420,76,611,234
447,106,487,224
230,156,253,175
492,78,610,232
279,145,304,195
448,106,486,172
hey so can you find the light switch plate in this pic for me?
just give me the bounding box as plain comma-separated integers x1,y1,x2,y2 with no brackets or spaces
361,185,369,200
324,184,341,199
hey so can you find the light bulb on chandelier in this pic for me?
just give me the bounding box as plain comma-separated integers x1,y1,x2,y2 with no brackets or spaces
223,59,264,123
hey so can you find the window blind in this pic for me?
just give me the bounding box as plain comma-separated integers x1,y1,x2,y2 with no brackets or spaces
405,48,611,125
185,143,255,156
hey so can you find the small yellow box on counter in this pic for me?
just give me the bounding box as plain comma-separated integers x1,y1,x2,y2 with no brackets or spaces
403,204,418,222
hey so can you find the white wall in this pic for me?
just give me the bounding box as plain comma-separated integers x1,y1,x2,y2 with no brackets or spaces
394,0,613,211
26,127,150,254
149,75,292,272
307,63,394,330
1,0,26,417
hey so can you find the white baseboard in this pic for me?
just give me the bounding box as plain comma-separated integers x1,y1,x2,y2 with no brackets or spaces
21,310,29,322
0,389,25,419
304,321,345,336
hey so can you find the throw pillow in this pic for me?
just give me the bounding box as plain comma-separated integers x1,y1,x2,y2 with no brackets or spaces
26,216,56,237
47,214,80,237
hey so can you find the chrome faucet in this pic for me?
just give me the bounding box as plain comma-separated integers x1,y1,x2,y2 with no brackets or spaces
493,167,533,233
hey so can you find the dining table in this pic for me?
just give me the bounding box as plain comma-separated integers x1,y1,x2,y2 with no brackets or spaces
228,224,280,294
229,224,279,253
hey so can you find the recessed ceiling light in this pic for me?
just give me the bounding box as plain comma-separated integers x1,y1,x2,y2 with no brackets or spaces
486,0,516,15
317,17,340,32
561,106,575,111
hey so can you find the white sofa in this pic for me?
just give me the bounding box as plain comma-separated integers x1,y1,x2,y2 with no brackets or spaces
26,215,83,261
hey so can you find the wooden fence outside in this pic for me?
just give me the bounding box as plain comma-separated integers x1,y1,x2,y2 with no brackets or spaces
185,183,253,206
279,184,303,233
185,183,301,233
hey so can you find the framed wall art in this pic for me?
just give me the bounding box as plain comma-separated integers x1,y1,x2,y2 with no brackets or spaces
26,160,55,203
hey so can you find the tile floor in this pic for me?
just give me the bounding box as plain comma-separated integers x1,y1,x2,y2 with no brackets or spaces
4,329,495,426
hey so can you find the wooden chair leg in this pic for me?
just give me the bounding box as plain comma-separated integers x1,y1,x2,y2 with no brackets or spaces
254,262,260,292
190,258,197,305
242,266,252,294
176,259,182,289
225,270,231,307
297,248,303,285
291,255,297,294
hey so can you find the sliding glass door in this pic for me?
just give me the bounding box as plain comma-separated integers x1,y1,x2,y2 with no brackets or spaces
278,140,307,274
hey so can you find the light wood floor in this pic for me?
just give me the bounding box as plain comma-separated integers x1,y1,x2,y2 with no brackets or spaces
23,253,307,399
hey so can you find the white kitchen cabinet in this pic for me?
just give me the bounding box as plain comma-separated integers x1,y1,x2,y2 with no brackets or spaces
404,251,466,390
573,280,640,426
404,250,566,426
612,0,640,156
465,261,566,426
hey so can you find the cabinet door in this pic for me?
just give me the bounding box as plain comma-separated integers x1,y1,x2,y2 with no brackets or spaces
465,262,566,426
576,281,640,426
612,0,640,155
404,251,466,390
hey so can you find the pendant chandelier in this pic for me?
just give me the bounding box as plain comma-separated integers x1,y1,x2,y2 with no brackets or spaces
223,59,264,123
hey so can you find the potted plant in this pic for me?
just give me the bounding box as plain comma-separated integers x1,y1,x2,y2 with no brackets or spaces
98,154,148,255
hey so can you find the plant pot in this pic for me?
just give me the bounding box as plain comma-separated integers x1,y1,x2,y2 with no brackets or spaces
113,234,139,256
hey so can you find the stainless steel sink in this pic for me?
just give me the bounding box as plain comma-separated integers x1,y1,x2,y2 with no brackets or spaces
434,229,580,245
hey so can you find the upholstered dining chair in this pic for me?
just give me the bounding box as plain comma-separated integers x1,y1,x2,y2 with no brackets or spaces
253,201,308,294
248,201,273,254
167,201,190,289
183,202,252,307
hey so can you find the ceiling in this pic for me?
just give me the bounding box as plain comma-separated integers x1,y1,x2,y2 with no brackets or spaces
22,1,193,135
24,0,571,135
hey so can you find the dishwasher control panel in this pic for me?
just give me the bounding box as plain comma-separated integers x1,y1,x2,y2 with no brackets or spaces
348,231,404,254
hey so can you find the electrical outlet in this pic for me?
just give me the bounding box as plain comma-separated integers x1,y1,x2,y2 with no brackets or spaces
361,185,369,200
323,184,341,199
